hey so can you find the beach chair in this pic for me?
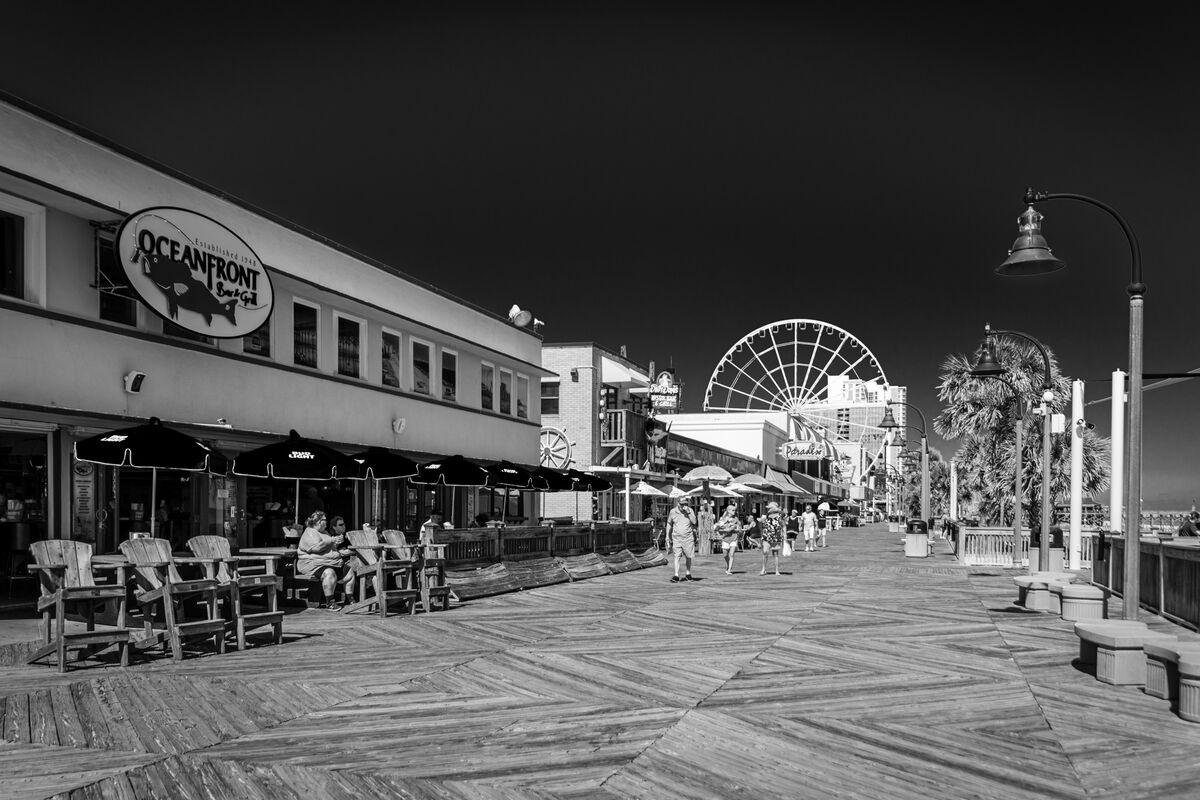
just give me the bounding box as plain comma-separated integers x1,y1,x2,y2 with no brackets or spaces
27,540,131,672
186,536,284,649
418,539,453,613
120,537,226,662
342,529,419,618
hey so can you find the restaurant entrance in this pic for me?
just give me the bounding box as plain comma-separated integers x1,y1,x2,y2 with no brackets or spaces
0,429,48,580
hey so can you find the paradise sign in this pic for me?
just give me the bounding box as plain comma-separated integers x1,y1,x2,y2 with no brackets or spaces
114,207,274,338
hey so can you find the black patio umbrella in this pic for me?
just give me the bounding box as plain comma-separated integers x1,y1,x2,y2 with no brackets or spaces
74,416,228,538
485,461,550,525
410,455,488,528
532,466,576,492
410,454,489,487
563,468,612,521
232,430,361,524
485,461,551,491
352,447,419,481
564,468,612,493
351,447,419,526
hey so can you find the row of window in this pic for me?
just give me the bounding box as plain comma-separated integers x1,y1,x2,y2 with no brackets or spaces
2,213,533,419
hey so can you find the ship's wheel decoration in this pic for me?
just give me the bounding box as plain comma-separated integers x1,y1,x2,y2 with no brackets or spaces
539,426,573,469
704,318,889,444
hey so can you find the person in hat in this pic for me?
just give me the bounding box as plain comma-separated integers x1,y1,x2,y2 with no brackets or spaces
665,495,698,582
759,501,785,575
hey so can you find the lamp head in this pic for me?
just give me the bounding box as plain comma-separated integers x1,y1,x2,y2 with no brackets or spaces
997,206,1066,276
878,405,900,430
969,337,1006,378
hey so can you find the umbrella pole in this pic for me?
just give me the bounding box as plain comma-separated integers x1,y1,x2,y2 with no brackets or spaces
294,479,300,525
150,467,157,538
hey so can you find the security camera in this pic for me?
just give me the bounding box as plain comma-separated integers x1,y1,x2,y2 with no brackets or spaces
1076,419,1095,432
123,370,146,393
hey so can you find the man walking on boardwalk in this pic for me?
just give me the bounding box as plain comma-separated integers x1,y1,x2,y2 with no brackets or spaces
666,495,699,582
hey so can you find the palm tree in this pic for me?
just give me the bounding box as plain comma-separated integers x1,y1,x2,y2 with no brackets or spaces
935,338,1110,528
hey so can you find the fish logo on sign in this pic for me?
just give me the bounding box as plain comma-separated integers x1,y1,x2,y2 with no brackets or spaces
114,207,275,339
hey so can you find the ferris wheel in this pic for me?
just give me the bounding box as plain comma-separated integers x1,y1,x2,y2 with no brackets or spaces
703,319,890,442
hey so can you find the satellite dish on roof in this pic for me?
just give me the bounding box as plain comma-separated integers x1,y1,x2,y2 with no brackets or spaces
508,304,543,330
508,304,533,327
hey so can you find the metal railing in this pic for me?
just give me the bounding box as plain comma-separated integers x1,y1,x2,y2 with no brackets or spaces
952,526,1098,568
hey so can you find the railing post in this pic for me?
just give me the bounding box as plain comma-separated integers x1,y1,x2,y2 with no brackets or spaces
495,527,503,564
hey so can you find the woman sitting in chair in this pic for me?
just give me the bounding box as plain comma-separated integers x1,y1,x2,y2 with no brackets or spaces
296,511,353,608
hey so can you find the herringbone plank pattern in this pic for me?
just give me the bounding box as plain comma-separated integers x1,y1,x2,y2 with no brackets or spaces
2,525,1200,798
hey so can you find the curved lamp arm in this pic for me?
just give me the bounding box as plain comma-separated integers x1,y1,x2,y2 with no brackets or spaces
888,401,927,437
985,325,1053,394
1024,190,1143,293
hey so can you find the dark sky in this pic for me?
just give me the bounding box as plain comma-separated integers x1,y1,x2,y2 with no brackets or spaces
4,4,1199,507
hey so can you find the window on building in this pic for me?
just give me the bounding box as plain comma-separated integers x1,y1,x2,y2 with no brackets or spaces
0,210,23,299
412,339,431,394
293,301,318,368
441,350,457,402
541,381,560,415
95,235,138,326
837,408,851,439
381,329,401,388
499,369,512,415
243,319,271,357
516,374,529,419
481,362,495,411
336,314,361,378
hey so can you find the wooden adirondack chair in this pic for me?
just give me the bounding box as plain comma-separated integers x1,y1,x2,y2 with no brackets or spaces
186,536,284,650
342,529,419,618
27,540,131,672
119,537,226,662
383,529,452,612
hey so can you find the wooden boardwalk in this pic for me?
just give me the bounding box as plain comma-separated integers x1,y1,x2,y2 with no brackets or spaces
3,524,1200,799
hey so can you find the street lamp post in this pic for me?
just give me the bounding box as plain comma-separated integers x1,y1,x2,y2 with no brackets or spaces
879,403,929,524
969,325,1055,571
997,189,1143,619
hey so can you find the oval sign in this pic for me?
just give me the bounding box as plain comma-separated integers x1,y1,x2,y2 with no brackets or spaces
114,207,274,339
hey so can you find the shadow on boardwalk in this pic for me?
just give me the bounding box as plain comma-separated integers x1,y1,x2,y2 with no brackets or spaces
2,524,1200,799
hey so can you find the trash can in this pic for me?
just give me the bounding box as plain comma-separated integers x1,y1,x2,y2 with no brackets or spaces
905,519,930,558
1030,525,1065,572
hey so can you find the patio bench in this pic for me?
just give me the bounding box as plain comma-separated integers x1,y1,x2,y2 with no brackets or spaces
1059,584,1109,621
1074,620,1176,685
1013,571,1077,609
1142,640,1200,712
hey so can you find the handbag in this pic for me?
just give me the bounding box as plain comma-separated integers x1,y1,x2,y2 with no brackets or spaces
782,540,793,557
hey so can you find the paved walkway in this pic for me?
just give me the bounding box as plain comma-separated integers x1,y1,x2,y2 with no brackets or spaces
2,524,1199,799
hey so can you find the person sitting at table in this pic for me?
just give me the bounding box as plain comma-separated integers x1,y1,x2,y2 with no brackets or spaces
296,511,353,608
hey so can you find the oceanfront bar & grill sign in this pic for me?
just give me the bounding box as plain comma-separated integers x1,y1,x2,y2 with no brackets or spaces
114,207,274,338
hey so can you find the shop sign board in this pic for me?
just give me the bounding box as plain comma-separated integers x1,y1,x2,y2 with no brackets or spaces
114,207,274,338
649,371,680,413
779,440,827,461
72,459,95,541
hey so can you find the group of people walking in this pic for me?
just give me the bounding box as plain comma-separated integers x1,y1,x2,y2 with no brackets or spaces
664,495,831,581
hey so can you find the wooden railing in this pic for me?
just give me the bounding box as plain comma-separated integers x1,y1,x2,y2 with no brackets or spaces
430,521,654,568
952,526,1099,568
1094,535,1200,630
601,408,646,447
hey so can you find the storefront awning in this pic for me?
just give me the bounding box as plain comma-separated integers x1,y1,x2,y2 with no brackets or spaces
600,356,651,387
